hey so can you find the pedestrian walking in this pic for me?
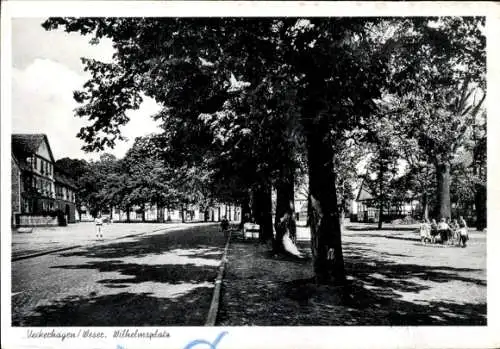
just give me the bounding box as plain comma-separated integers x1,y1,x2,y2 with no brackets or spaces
220,215,230,239
95,214,103,240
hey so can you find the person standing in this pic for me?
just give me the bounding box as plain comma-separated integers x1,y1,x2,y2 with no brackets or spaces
420,218,431,244
437,218,450,244
430,219,438,244
458,216,469,248
220,215,229,239
95,214,103,240
450,219,460,243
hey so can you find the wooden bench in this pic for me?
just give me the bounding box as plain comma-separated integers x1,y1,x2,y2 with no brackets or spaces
243,223,260,239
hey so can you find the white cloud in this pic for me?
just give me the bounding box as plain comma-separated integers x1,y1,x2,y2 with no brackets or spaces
12,58,88,160
11,17,164,161
12,58,163,161
12,18,115,72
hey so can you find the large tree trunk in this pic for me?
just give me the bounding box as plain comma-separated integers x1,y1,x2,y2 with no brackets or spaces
475,183,486,230
436,162,452,219
253,185,274,243
141,204,146,222
274,169,296,253
303,110,346,285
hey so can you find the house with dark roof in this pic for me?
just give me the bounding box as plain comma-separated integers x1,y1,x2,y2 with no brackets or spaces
355,178,378,222
11,134,77,226
354,176,420,223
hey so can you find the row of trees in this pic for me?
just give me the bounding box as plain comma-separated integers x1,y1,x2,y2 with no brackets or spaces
55,135,218,222
44,17,486,285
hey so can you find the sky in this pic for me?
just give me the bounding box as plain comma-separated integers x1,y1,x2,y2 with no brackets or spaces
11,18,163,161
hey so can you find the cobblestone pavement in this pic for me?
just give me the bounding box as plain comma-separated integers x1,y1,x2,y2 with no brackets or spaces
217,223,486,326
12,223,224,326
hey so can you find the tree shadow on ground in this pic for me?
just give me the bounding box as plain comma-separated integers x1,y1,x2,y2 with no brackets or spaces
12,226,225,327
57,225,224,260
346,226,417,232
218,240,486,326
13,287,214,326
51,261,219,285
347,232,420,242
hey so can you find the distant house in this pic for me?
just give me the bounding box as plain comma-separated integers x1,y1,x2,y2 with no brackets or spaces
354,177,420,223
355,179,378,222
11,134,77,227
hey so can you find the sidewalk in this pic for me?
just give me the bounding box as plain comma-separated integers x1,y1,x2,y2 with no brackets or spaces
217,223,486,326
11,222,212,260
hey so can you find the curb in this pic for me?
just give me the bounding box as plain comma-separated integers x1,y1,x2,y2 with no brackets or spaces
205,230,232,326
11,226,178,262
12,245,84,262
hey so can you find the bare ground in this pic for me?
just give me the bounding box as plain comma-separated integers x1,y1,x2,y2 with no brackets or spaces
217,223,486,326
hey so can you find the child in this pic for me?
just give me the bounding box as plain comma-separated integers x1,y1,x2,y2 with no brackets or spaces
419,219,431,244
95,214,103,240
430,219,438,244
450,219,460,243
437,218,450,244
458,216,469,248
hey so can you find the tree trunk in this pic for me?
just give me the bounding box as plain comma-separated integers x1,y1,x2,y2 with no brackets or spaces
475,183,486,230
274,169,296,253
126,206,130,223
305,195,311,227
378,203,383,229
141,204,146,222
422,192,429,221
181,204,185,223
377,160,384,230
303,109,346,285
166,204,171,221
436,162,452,219
253,185,274,243
240,191,251,229
218,206,221,222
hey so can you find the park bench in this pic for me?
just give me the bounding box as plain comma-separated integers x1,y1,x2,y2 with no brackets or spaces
243,222,260,239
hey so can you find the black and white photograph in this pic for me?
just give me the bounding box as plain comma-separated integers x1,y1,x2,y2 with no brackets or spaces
2,2,499,349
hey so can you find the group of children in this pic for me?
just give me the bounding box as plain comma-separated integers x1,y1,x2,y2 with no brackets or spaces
419,216,469,247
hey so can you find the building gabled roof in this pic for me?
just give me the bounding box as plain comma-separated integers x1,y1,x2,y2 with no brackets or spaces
11,134,55,163
54,170,78,189
355,177,374,202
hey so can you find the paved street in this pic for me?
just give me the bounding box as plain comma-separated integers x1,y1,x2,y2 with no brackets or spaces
12,223,224,326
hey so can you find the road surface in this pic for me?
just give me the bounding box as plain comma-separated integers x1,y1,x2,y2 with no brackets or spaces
12,223,224,326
